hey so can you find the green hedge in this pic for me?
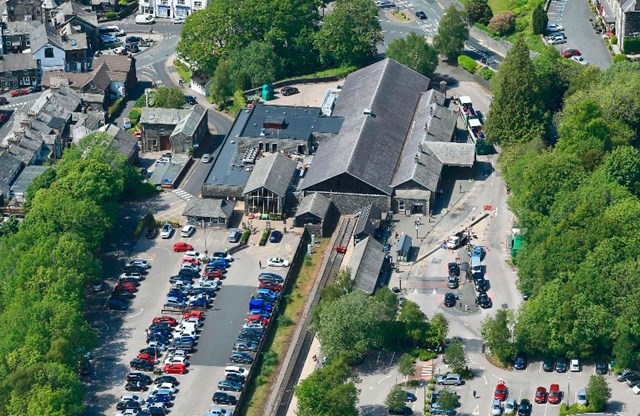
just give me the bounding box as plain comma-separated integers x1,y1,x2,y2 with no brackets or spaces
128,108,141,125
241,229,251,244
478,66,494,80
613,54,628,63
105,11,117,18
259,229,270,246
458,55,478,73
623,37,640,53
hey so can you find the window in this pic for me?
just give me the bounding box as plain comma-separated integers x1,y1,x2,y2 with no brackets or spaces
5,41,9,47
44,47,54,58
194,1,202,7
26,40,30,46
23,76,30,84
178,0,185,4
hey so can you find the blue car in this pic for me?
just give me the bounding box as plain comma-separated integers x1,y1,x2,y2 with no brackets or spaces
473,246,485,259
257,288,279,298
146,394,173,404
218,379,243,392
269,230,283,243
208,260,229,269
249,298,274,311
250,309,271,317
107,298,128,310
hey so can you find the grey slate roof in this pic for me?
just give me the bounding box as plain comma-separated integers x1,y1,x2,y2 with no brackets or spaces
171,105,206,138
302,59,431,195
3,20,39,36
239,104,343,140
0,54,38,72
98,124,138,158
424,142,476,167
30,24,64,53
243,153,297,197
140,108,189,125
182,198,236,219
350,236,385,294
354,203,381,238
295,192,332,220
10,165,50,196
0,151,23,195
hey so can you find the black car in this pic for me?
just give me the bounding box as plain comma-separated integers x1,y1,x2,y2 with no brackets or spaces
185,95,197,105
169,275,193,284
146,227,158,239
415,10,427,19
517,399,532,416
123,265,146,274
281,86,299,96
237,334,262,344
555,358,567,373
448,262,460,276
269,230,283,243
226,373,246,384
233,341,259,352
118,277,142,285
127,372,153,384
178,268,199,278
474,279,487,293
230,352,254,364
388,406,413,415
107,298,128,310
125,380,148,391
117,400,141,411
28,85,42,93
112,290,135,299
475,293,492,308
126,35,142,44
212,391,238,405
130,358,155,371
514,355,527,370
154,375,179,386
404,391,417,402
444,293,456,307
542,357,554,372
595,362,608,375
0,97,8,105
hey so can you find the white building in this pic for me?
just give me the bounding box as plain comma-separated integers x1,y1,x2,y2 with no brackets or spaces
139,0,208,18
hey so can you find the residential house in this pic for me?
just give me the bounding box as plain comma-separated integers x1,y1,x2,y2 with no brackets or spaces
608,0,640,51
140,0,209,18
190,71,211,96
139,105,208,153
243,152,297,214
0,151,23,201
0,54,39,89
31,23,91,73
3,0,42,22
96,123,139,162
2,20,39,54
52,1,99,51
10,165,50,201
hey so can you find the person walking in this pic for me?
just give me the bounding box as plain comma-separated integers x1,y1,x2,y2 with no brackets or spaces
259,260,262,269
473,390,477,398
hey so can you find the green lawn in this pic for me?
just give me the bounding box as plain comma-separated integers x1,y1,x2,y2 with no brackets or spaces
489,0,515,12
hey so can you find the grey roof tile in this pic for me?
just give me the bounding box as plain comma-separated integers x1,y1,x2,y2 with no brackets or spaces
243,153,297,197
349,236,385,294
295,192,332,219
354,203,381,238
182,198,236,219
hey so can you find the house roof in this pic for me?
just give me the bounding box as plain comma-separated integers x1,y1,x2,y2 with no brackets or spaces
243,153,297,197
171,105,207,138
3,20,39,36
354,203,381,238
98,123,138,157
31,23,88,53
54,1,98,26
295,192,332,219
93,54,134,74
191,71,210,85
43,61,121,92
0,54,38,72
140,108,190,125
350,236,385,294
10,165,50,196
424,142,476,167
0,151,23,191
182,198,236,219
302,59,431,195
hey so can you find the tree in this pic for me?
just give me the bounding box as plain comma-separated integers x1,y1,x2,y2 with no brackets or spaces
438,389,459,411
398,300,428,345
315,0,382,67
295,355,359,416
398,353,416,378
434,6,469,60
587,374,611,411
314,290,387,362
211,60,235,104
385,386,406,411
374,287,400,321
153,86,185,108
488,11,516,35
229,41,282,87
481,310,515,364
445,339,468,372
531,4,548,35
386,33,438,77
484,38,547,145
603,145,640,196
465,0,493,25
426,313,449,348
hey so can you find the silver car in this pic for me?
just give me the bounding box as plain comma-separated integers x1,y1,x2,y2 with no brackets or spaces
491,399,502,415
504,399,516,414
576,388,588,406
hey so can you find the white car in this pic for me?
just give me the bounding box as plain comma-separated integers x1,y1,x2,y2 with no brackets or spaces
165,356,188,366
182,317,204,327
120,394,145,405
504,399,516,414
212,252,234,262
547,35,566,45
147,341,168,351
185,250,207,260
172,16,186,24
127,259,150,269
491,399,502,415
119,272,142,280
242,322,265,330
181,262,200,271
151,383,177,394
160,223,172,239
570,55,588,65
195,280,219,290
576,388,588,405
205,406,232,416
267,257,290,267
170,349,189,357
225,366,250,378
135,14,155,24
181,225,196,237
570,358,581,371
547,23,564,31
202,153,212,163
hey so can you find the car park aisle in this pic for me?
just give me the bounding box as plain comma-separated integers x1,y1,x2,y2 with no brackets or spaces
557,0,611,69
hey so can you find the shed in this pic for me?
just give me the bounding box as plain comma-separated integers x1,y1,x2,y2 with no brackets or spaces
243,153,297,214
350,236,386,294
396,234,412,262
353,203,381,244
182,198,236,228
294,192,336,237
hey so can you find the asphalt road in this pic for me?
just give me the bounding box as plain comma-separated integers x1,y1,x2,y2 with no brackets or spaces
84,192,302,416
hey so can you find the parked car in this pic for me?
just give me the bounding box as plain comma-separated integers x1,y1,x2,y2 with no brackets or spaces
444,293,456,307
163,363,187,374
181,225,196,237
494,383,507,401
108,298,129,311
128,259,151,269
130,358,155,372
135,14,156,24
504,399,517,414
10,88,29,97
517,399,531,416
542,357,554,372
436,373,462,386
595,361,608,375
476,292,492,308
0,97,8,105
0,112,9,123
127,372,153,385
228,229,241,243
258,272,284,284
280,86,299,96
388,406,413,415
548,384,561,404
534,386,547,404
172,16,186,24
376,0,396,7
125,381,148,392
202,153,212,163
491,399,502,415
513,355,527,370
212,391,237,405
576,388,588,405
152,316,177,326
571,55,588,65
230,352,254,364
448,262,460,276
160,224,172,239
146,227,158,239
269,230,283,243
173,242,194,252
267,257,290,267
447,275,458,289
562,48,581,58
547,23,564,31
217,379,243,392
570,359,580,372
555,358,567,373
415,10,427,19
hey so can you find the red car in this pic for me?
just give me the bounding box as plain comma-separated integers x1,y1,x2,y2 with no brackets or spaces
9,88,28,97
494,383,507,401
137,353,158,363
0,112,8,123
115,283,138,292
548,384,561,404
183,310,205,320
173,242,194,252
246,315,269,325
259,282,282,292
562,48,581,58
164,363,187,374
152,316,177,326
182,256,200,265
535,386,547,403
202,269,223,279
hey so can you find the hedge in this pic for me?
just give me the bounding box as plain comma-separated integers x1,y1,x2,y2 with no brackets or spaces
128,108,141,125
458,55,478,73
478,66,494,80
613,54,628,63
259,229,270,246
240,229,251,244
105,11,116,19
623,37,640,53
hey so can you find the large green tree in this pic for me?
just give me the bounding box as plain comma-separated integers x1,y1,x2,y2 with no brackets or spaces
315,0,382,67
153,86,186,108
386,33,438,77
587,374,611,411
481,310,515,364
229,41,282,87
484,38,547,145
465,0,493,25
211,60,235,104
434,6,469,60
385,386,406,411
531,4,548,35
445,339,468,373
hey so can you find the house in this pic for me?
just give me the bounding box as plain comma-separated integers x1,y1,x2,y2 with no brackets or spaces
349,236,386,294
3,0,43,22
0,54,39,89
302,58,475,215
31,23,91,73
139,105,207,153
2,20,39,54
140,0,209,18
294,192,337,237
190,71,211,96
182,198,236,228
597,0,640,51
353,204,381,244
52,2,99,51
0,151,23,200
96,123,139,162
243,153,297,214
10,165,50,201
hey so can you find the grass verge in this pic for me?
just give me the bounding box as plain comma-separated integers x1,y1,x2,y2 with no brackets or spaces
174,59,192,83
243,238,329,416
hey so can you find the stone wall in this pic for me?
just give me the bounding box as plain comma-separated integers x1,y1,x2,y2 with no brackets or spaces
313,192,391,216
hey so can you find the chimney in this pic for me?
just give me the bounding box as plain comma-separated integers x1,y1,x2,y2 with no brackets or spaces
414,153,420,164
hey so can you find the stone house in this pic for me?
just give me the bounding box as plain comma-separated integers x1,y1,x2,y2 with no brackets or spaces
139,105,208,153
0,54,39,89
2,21,38,54
31,23,91,73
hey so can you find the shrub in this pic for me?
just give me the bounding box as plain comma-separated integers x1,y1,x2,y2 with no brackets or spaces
623,37,640,53
611,35,618,44
118,0,128,5
478,66,494,80
105,11,117,19
107,98,123,117
613,54,628,63
458,55,478,73
240,229,251,244
259,229,270,246
128,108,141,125
419,350,438,361
488,11,516,35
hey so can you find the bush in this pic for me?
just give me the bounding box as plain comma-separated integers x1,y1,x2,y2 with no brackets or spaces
128,108,141,125
118,0,128,5
623,36,640,53
458,55,478,73
107,98,123,117
613,54,628,63
488,11,516,35
259,229,270,246
478,66,494,80
105,11,117,19
611,35,618,44
419,350,438,361
240,229,250,244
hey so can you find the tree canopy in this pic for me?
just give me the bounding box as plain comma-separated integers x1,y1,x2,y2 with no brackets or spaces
153,86,186,108
386,33,438,77
465,0,493,25
434,6,469,60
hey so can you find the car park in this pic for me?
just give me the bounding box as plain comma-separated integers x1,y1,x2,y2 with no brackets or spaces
181,225,196,237
160,224,173,239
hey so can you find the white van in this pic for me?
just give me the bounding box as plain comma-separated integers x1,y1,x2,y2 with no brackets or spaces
225,366,250,378
135,14,155,24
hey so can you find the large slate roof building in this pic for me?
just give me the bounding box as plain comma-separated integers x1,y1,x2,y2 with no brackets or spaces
243,152,297,214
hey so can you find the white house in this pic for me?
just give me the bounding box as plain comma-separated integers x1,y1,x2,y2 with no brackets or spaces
139,0,208,18
31,24,65,72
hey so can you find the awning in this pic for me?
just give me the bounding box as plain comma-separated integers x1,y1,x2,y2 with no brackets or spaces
175,5,191,8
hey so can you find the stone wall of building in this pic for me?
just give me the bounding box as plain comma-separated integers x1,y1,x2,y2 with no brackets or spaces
313,192,391,216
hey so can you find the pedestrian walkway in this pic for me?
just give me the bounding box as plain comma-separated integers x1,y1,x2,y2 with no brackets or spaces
420,360,434,380
173,188,195,201
285,336,322,416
